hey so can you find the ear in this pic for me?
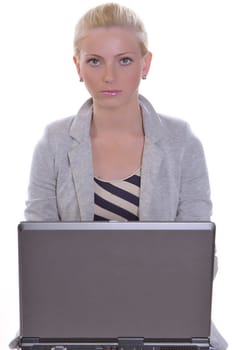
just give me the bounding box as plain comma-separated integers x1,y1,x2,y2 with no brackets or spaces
73,56,81,77
142,51,152,77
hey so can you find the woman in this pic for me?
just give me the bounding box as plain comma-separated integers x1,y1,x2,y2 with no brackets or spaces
23,3,227,349
26,3,211,222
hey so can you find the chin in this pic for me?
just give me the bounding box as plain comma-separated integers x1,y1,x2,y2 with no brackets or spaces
94,92,138,109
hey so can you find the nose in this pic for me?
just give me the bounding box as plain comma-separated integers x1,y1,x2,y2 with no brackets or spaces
103,63,115,83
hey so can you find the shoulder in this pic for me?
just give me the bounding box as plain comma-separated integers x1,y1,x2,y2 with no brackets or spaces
157,113,198,147
36,116,76,155
44,115,75,140
140,95,199,146
158,114,206,162
157,114,206,166
158,113,189,135
39,98,93,147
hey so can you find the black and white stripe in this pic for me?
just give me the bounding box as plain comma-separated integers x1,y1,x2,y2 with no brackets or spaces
94,169,141,221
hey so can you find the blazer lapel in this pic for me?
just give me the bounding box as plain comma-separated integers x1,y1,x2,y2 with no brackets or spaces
68,143,94,221
139,141,164,220
138,95,165,220
68,99,95,220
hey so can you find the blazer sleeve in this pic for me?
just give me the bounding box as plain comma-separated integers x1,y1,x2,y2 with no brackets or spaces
175,125,218,278
176,124,212,221
24,126,60,221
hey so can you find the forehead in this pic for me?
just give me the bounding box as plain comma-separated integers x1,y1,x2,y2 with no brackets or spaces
79,26,141,56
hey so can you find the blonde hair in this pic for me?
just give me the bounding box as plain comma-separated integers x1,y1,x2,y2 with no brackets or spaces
73,3,148,57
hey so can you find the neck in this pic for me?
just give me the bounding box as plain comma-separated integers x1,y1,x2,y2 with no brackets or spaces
91,99,144,137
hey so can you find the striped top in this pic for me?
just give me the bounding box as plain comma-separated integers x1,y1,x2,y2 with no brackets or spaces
94,168,141,221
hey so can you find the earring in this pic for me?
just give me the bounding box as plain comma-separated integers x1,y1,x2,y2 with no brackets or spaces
79,77,83,82
142,75,147,80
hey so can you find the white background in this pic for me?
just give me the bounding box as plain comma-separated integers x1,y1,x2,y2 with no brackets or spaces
0,0,231,348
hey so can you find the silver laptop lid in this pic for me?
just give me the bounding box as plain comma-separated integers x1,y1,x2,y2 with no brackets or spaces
18,221,215,340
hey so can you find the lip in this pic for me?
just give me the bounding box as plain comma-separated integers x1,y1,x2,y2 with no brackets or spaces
100,90,122,96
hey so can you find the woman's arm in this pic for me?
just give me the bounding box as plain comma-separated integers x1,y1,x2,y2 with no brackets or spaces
24,126,60,221
176,124,212,221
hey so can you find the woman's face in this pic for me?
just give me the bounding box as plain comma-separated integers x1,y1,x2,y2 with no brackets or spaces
73,26,152,109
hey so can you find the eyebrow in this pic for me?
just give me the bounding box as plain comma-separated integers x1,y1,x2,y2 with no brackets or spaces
84,51,137,58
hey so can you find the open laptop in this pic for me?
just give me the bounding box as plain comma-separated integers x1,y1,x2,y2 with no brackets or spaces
18,221,215,350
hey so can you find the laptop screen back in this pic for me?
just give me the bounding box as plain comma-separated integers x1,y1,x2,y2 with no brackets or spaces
18,222,215,340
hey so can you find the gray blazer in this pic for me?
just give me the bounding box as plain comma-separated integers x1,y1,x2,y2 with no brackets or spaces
25,95,212,222
24,95,227,349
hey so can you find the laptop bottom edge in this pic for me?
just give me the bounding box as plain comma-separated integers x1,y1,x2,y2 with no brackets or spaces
19,337,213,350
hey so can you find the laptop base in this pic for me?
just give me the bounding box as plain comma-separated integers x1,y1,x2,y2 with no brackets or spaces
19,337,214,350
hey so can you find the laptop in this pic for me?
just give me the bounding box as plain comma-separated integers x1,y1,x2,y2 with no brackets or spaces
17,221,215,350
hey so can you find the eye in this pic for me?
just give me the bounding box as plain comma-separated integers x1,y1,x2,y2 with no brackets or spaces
120,57,133,65
87,58,100,66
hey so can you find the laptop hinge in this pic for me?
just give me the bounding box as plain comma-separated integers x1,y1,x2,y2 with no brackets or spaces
192,337,211,348
192,337,209,344
118,337,144,350
20,337,40,345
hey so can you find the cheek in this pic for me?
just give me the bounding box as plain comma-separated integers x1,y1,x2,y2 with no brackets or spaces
82,70,98,85
122,69,141,86
82,72,100,94
123,63,143,80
